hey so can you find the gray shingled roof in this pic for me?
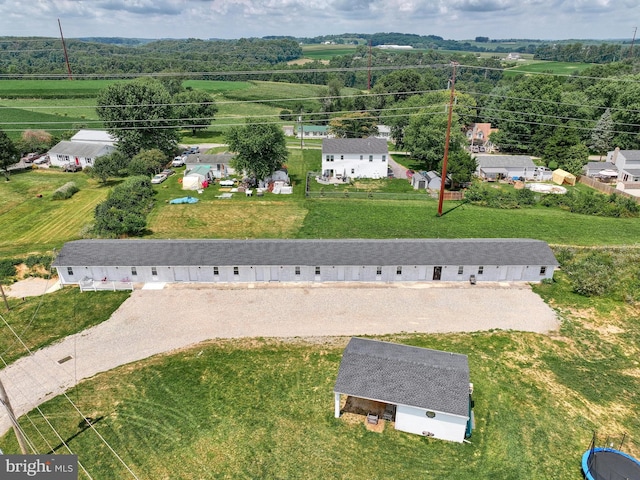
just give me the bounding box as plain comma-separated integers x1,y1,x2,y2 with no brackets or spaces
48,141,113,158
476,155,535,169
184,153,234,165
619,150,640,162
52,239,558,268
322,138,388,155
585,162,616,171
334,338,470,416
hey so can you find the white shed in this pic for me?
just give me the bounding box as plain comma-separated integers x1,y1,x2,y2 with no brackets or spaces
334,338,473,443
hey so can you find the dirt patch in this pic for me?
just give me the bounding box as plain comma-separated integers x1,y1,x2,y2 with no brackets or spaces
342,396,388,433
4,277,59,298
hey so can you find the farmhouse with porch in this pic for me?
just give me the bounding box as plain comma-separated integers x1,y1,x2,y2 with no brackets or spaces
334,337,473,443
321,138,389,180
52,238,558,286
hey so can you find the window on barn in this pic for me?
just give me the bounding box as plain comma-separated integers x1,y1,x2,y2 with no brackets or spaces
478,266,484,275
233,267,239,276
67,267,74,276
315,266,321,276
213,267,219,276
458,266,464,275
396,266,402,275
151,267,158,276
295,266,301,276
131,267,137,276
540,266,547,275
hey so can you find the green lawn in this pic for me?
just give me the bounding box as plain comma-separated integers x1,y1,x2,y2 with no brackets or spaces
2,285,637,478
504,61,593,77
301,44,359,60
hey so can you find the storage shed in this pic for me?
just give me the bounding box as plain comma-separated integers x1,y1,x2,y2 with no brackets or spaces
334,338,472,442
52,238,558,285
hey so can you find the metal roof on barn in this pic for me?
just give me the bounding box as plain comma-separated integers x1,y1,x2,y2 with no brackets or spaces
322,138,388,155
334,338,470,416
48,141,114,158
52,238,558,268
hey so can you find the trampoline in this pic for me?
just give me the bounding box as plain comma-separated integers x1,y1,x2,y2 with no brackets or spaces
582,447,640,480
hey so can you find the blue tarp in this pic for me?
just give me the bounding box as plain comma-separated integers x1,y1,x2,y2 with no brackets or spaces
169,196,199,204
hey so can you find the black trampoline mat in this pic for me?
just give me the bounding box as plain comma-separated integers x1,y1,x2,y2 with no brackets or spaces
588,450,640,480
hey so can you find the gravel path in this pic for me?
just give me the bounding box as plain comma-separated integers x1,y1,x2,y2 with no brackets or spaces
0,281,558,435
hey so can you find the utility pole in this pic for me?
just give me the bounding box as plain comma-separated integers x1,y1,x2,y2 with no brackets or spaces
298,115,304,150
0,377,29,454
367,40,372,91
0,283,9,312
58,18,73,80
630,27,637,58
437,62,458,217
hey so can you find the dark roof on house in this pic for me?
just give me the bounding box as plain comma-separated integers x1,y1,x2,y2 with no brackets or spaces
334,338,470,416
322,138,389,155
585,162,617,171
48,141,113,158
476,155,535,169
52,238,558,268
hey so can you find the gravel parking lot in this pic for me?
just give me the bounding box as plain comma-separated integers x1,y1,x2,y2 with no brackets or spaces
0,281,557,435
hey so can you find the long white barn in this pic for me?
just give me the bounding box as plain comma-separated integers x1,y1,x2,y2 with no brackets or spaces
52,238,558,285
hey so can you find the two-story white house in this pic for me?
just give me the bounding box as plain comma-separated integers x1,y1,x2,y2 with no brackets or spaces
322,138,389,180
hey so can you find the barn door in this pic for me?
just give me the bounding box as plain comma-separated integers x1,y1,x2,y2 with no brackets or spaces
432,266,442,281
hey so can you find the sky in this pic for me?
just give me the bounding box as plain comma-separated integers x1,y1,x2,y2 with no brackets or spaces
0,0,639,41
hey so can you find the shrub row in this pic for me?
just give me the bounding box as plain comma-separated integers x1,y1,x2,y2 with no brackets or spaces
51,182,79,200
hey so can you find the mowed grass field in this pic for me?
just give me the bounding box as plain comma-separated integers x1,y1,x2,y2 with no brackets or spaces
1,282,638,479
504,61,593,77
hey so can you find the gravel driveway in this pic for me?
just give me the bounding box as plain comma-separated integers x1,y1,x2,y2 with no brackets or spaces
0,281,558,435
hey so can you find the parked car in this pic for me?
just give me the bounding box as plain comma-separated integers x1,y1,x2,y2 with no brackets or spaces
23,153,42,164
183,146,200,155
172,156,186,167
406,169,415,179
151,173,167,184
63,162,81,172
34,155,49,165
162,168,175,177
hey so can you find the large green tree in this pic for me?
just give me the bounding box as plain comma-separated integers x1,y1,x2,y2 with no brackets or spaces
86,151,129,184
173,90,218,136
128,149,167,176
0,129,19,180
226,121,288,181
590,108,614,160
96,78,179,157
328,112,378,138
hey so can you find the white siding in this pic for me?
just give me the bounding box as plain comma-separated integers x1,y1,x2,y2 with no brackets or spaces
395,405,468,443
322,152,388,179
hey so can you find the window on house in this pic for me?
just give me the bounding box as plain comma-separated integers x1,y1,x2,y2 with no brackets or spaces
369,155,373,162
425,411,436,418
396,266,402,275
315,266,321,275
351,168,355,174
233,267,239,276
213,267,219,276
478,266,484,275
340,155,344,160
382,155,386,162
540,266,547,275
295,266,301,276
458,266,464,275
67,267,74,276
151,267,158,276
131,267,137,276
360,155,363,160
327,155,334,162
376,266,382,275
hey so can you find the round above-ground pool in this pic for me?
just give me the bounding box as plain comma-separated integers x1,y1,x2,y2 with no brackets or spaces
582,447,640,480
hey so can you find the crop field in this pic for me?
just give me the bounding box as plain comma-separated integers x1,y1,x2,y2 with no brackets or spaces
0,79,117,98
301,44,359,60
504,61,593,77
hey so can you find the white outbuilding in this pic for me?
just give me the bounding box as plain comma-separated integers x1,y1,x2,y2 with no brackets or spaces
334,338,473,443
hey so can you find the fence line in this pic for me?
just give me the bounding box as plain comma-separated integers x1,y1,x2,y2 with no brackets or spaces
578,175,640,203
79,280,134,292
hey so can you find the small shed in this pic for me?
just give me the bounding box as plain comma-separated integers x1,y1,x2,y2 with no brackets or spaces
424,170,442,190
552,169,576,186
334,338,472,443
183,165,212,190
411,172,426,190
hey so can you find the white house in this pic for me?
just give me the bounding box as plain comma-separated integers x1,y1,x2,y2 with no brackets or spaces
47,141,116,170
322,138,389,179
334,338,473,443
51,238,558,285
475,155,551,181
184,153,236,179
583,161,618,181
608,149,640,190
70,129,116,146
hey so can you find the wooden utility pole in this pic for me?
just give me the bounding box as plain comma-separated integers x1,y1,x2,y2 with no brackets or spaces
58,18,73,80
0,283,9,312
0,377,29,454
437,62,458,217
367,40,372,91
630,27,637,58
